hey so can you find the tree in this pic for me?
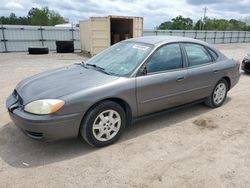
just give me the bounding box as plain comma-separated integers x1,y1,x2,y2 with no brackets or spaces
159,16,250,31
0,13,29,25
28,7,50,25
194,19,203,30
48,10,65,26
194,18,247,31
27,7,64,26
158,21,172,30
0,7,64,26
158,15,193,30
229,19,246,30
171,16,193,30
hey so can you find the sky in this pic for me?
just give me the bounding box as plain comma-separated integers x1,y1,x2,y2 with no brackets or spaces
0,0,250,28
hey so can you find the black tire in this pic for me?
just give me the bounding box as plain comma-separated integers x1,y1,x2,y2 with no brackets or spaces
205,79,228,108
80,101,126,147
244,70,250,74
28,47,49,54
56,41,74,53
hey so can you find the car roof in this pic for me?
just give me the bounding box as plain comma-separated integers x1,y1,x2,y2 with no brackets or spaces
128,36,208,46
126,35,226,61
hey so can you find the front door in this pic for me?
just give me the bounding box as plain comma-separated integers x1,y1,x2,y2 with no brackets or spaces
136,43,188,116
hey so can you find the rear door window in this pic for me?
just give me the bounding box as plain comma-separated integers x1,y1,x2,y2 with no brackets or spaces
207,48,218,61
183,43,212,67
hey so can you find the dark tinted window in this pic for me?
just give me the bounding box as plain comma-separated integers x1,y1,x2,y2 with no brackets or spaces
207,48,218,60
146,43,182,73
184,43,212,66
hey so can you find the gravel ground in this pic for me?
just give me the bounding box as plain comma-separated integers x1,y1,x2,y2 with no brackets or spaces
0,44,250,188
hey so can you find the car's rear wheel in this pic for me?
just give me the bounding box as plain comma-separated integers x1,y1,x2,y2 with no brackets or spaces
80,101,126,147
205,79,228,108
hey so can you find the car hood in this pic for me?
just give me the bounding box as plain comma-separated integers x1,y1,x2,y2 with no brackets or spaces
16,64,118,104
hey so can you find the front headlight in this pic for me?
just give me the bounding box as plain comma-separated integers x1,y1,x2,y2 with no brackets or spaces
24,99,65,115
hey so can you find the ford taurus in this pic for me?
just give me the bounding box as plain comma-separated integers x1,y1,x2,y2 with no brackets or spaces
6,36,240,147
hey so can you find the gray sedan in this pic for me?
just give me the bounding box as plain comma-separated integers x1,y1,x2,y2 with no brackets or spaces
6,36,240,147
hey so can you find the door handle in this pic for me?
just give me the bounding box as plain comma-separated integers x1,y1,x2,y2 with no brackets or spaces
213,70,219,74
176,77,185,82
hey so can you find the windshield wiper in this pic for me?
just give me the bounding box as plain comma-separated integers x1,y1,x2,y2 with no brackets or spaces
86,63,111,75
80,61,88,68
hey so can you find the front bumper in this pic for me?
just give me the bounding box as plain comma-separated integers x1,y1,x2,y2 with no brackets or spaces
6,92,83,141
8,110,82,141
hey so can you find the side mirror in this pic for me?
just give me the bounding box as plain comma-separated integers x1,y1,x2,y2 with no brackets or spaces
140,66,147,76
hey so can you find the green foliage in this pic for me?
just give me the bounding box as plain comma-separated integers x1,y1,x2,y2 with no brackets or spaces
49,10,65,26
171,16,193,30
159,16,249,31
158,21,172,30
193,19,203,30
28,7,50,25
0,7,64,26
158,15,193,30
228,19,246,30
0,13,29,25
199,18,247,30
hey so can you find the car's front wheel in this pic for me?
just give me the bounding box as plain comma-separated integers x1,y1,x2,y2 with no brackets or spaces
80,101,126,147
205,79,228,108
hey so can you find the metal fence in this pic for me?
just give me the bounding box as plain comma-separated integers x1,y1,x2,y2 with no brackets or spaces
1,25,250,52
144,30,250,44
0,25,80,52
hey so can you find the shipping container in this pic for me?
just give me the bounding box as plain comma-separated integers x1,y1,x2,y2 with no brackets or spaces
79,15,143,55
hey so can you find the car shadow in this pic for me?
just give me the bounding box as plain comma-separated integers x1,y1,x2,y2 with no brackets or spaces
123,97,231,141
0,98,231,168
242,71,250,76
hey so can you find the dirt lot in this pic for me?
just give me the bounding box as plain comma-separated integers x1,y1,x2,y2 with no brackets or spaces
0,44,250,188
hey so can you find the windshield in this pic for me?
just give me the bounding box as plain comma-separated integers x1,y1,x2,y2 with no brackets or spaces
86,41,154,76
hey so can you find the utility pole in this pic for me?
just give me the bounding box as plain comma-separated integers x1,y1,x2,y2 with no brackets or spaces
199,17,202,30
202,7,207,30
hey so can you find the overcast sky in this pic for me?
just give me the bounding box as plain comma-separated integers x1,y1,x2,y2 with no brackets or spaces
1,0,250,28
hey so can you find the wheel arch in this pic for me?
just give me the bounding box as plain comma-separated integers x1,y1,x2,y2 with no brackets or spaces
222,76,231,90
79,97,133,133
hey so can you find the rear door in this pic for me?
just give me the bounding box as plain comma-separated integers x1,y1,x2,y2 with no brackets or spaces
182,43,220,102
136,43,188,116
